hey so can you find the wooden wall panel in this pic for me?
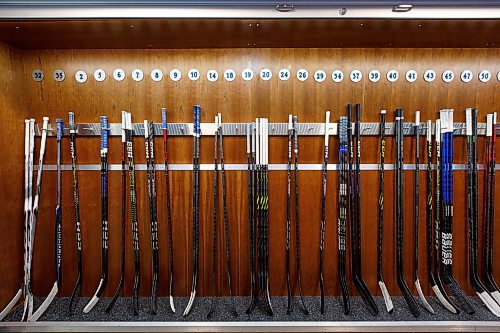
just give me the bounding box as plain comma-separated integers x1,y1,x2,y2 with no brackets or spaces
0,42,27,309
1,48,498,304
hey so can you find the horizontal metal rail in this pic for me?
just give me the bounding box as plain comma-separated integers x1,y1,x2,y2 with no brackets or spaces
37,163,496,171
33,122,491,137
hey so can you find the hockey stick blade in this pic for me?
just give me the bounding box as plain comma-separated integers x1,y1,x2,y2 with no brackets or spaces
169,295,176,313
83,278,104,314
183,291,196,317
415,278,434,314
477,292,500,317
354,277,379,316
378,281,393,313
29,282,58,322
490,291,500,306
444,277,475,314
0,289,22,321
431,285,458,313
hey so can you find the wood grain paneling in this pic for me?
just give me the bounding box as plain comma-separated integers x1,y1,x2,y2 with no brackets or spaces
0,19,498,50
0,48,499,309
0,42,28,309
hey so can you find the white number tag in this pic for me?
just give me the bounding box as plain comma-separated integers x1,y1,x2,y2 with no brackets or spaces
170,69,181,82
479,69,491,83
405,70,417,83
151,69,163,82
332,70,344,83
350,70,362,83
32,70,44,82
207,70,218,82
260,69,272,81
75,70,87,83
387,69,399,82
132,69,144,82
94,69,106,82
424,69,436,82
188,69,200,81
53,69,65,82
224,69,236,82
278,69,290,81
242,69,254,81
368,70,380,83
314,70,326,83
296,69,309,82
442,70,454,83
460,70,473,83
113,69,125,81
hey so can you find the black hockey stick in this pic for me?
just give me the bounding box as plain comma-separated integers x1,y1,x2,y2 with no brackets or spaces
440,110,474,315
162,108,176,313
125,112,141,315
144,120,159,314
426,120,457,313
286,115,293,314
218,114,238,317
319,111,330,314
465,109,500,316
483,113,500,303
338,116,350,315
30,119,64,322
413,112,434,314
207,116,220,319
377,110,393,313
83,116,110,314
246,123,257,314
68,113,83,315
353,104,378,316
183,105,201,317
395,109,420,318
262,118,273,316
106,112,127,314
293,116,309,315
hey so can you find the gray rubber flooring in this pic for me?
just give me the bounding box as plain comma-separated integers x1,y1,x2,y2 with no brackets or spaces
3,296,499,322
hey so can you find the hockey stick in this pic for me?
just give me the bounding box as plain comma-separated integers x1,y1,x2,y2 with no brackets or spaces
68,113,83,315
286,115,293,314
125,112,141,315
262,118,273,316
465,109,500,316
395,109,420,318
319,111,330,314
24,117,49,321
338,116,350,315
353,104,378,316
0,120,32,321
183,105,201,317
377,110,393,314
207,116,220,319
426,120,457,313
293,116,309,315
162,108,176,314
433,119,459,314
483,113,500,303
30,118,64,322
246,123,257,314
144,120,159,314
440,110,474,315
218,114,238,317
83,116,110,314
105,111,127,314
413,112,434,314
